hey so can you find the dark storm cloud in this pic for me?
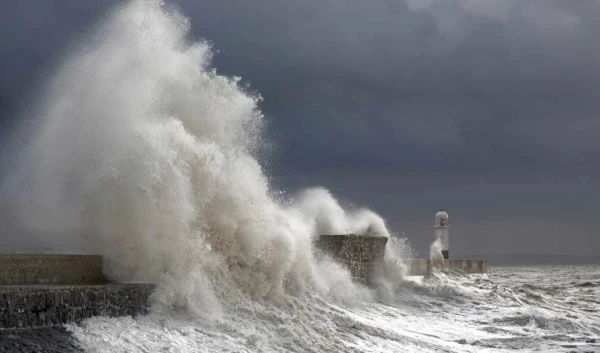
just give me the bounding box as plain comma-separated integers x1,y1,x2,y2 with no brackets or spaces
174,0,600,255
0,0,598,255
171,0,600,175
0,1,120,132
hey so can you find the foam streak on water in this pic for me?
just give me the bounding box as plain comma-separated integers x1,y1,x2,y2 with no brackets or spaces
66,265,600,352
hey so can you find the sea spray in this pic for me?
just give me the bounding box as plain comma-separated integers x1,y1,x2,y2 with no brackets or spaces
372,235,414,301
1,0,397,319
430,237,444,268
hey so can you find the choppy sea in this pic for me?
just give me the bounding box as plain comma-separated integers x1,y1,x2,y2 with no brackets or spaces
56,265,598,353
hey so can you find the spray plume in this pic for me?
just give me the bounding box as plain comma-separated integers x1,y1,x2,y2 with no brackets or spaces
1,0,398,316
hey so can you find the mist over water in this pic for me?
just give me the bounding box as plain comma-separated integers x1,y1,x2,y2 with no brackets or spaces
430,238,444,264
0,0,398,317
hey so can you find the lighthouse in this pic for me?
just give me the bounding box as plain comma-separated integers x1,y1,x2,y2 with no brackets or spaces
435,209,449,259
401,209,486,275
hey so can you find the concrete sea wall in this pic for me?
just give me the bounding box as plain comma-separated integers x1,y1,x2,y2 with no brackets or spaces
315,234,388,284
0,284,154,329
0,243,487,330
314,235,487,281
402,259,487,276
0,254,154,329
0,254,105,285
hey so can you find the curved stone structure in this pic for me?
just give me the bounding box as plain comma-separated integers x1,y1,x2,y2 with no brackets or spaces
315,234,388,284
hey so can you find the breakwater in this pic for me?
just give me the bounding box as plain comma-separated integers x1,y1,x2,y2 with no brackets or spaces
0,254,153,329
316,234,388,284
0,284,153,329
0,239,487,330
0,254,105,285
315,235,487,283
402,259,487,276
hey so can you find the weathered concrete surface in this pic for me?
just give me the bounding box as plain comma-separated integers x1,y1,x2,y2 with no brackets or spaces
0,284,154,329
0,254,106,285
402,259,487,276
316,234,388,284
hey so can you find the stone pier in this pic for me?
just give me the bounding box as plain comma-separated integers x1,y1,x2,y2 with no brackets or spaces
0,283,154,329
314,235,487,282
0,254,154,329
402,259,487,276
315,234,388,284
0,254,106,285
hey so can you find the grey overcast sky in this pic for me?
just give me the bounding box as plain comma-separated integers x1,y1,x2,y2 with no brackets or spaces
1,0,599,256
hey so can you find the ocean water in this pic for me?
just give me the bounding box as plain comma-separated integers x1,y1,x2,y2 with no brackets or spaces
64,265,599,353
1,1,598,352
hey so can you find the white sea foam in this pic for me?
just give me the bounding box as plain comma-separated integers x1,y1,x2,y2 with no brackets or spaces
2,0,391,318
67,265,600,352
429,237,444,268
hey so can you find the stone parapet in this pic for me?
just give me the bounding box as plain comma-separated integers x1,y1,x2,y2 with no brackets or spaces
0,284,154,329
315,234,388,284
402,259,487,276
0,254,106,285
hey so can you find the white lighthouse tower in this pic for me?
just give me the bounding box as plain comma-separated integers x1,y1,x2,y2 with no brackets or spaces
434,209,449,259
